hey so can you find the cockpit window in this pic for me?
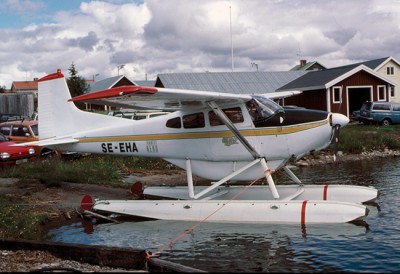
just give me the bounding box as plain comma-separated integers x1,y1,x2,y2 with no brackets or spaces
246,96,283,123
253,96,283,115
209,107,244,126
183,112,205,128
166,117,181,128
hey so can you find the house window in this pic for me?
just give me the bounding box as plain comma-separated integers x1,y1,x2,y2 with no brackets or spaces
378,86,386,101
390,86,396,98
386,66,394,75
332,86,342,103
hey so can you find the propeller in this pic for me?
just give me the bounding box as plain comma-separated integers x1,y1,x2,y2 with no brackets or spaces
332,124,341,161
330,113,349,161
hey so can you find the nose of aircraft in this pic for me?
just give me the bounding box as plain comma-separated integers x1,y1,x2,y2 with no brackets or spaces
331,113,350,128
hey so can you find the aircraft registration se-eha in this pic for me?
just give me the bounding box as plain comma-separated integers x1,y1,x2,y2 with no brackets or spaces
23,69,378,224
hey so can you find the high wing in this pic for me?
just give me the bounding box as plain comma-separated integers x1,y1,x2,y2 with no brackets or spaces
69,86,301,111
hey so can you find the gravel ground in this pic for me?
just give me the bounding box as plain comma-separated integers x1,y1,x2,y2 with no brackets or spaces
0,249,145,272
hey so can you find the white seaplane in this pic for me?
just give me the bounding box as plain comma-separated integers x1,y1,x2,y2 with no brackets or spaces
23,69,378,224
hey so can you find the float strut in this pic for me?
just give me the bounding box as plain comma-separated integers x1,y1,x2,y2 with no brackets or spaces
260,158,280,199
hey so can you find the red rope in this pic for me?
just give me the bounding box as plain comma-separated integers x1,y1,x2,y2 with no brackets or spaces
147,177,262,258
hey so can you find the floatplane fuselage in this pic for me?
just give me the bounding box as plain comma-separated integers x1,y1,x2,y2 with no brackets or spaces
21,70,378,224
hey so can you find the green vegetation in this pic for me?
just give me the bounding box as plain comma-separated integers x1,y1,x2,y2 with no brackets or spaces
0,155,176,239
333,124,400,154
0,195,48,240
0,155,175,186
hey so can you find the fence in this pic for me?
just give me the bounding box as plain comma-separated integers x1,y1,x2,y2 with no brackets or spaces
0,92,35,116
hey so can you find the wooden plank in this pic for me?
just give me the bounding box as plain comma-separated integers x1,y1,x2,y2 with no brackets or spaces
0,238,146,270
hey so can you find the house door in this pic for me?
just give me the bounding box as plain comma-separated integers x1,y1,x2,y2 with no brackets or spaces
348,87,371,114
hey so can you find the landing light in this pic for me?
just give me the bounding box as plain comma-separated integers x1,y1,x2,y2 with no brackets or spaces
29,148,35,155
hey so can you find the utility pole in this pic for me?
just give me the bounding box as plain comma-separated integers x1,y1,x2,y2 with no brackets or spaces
117,64,125,76
251,62,259,72
230,2,234,72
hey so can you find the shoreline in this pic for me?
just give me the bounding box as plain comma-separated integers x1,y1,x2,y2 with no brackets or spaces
296,149,400,167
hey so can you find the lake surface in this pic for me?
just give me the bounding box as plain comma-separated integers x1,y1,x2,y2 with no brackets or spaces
49,157,400,272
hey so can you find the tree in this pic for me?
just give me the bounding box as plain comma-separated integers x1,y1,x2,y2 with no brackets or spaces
66,62,89,98
66,62,89,109
0,85,5,93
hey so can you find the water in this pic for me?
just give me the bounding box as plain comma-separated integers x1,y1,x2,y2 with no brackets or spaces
49,158,400,272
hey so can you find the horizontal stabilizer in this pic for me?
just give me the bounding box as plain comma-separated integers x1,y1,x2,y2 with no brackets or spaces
12,137,79,147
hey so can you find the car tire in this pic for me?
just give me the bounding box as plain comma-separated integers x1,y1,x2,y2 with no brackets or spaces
382,119,391,126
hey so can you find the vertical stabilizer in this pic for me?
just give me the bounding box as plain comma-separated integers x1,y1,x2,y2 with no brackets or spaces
38,70,82,139
38,69,126,140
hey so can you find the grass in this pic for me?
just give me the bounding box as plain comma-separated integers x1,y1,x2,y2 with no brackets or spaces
0,155,176,187
333,124,400,154
0,155,176,239
0,195,48,240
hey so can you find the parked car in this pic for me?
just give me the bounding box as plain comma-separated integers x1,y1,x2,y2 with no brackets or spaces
352,110,361,122
358,101,400,126
0,120,53,157
0,113,26,123
0,133,36,166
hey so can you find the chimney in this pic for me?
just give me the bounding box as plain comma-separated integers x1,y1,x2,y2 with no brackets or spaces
300,60,307,67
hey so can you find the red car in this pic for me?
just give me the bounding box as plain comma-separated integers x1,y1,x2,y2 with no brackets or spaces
0,133,35,166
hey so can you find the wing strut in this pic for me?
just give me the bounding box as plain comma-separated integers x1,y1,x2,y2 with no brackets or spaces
208,101,260,158
182,101,279,199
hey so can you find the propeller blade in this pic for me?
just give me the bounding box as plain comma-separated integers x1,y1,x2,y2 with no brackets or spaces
332,124,341,161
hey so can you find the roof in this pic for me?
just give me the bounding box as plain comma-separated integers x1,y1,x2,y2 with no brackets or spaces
88,75,136,92
290,61,326,71
134,80,156,87
156,71,308,94
278,64,396,91
330,56,390,70
11,81,38,91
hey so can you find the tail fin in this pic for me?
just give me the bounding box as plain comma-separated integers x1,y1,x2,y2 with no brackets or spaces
38,70,126,140
38,70,82,139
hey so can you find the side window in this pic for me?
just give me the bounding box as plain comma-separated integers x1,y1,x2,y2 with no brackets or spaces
333,86,342,103
0,126,11,136
373,103,390,111
166,117,181,128
378,86,386,101
12,126,27,136
0,134,7,141
392,104,400,111
209,107,244,126
390,86,396,98
387,66,394,76
183,112,205,129
31,124,39,136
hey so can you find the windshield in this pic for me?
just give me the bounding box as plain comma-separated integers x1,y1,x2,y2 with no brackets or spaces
246,96,283,122
361,102,372,111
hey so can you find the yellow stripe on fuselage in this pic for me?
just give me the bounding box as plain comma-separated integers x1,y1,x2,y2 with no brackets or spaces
78,120,328,143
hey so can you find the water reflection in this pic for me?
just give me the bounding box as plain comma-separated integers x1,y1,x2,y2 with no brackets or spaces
49,158,400,272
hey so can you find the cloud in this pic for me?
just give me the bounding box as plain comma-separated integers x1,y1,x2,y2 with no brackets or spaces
0,0,399,89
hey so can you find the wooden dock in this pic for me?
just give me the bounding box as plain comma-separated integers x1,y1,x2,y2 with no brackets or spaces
0,238,206,272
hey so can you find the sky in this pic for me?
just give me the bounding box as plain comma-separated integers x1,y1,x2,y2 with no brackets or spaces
0,0,400,89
